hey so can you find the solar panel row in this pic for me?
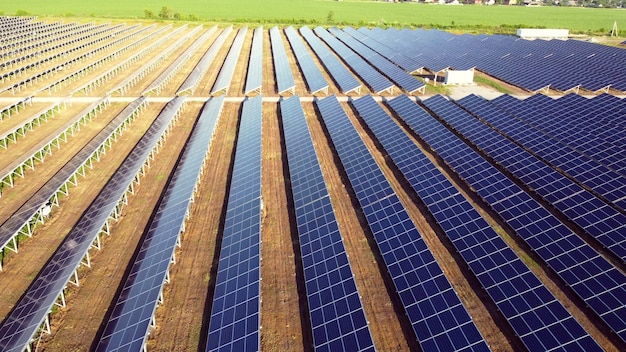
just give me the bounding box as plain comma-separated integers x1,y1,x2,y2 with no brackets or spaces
280,96,375,352
97,96,225,352
418,94,626,345
270,26,296,95
357,95,600,352
284,26,329,94
299,26,361,94
244,26,263,95
206,95,263,352
0,97,186,352
328,27,424,94
211,27,248,95
314,27,394,94
316,95,489,352
452,94,626,262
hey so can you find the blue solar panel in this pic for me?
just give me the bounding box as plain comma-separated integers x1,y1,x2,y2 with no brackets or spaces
452,94,626,262
484,94,626,212
211,27,248,95
299,26,361,94
415,94,626,345
206,95,263,352
328,27,424,94
244,26,263,95
0,97,186,352
270,26,296,95
314,27,394,94
356,94,601,352
345,27,423,73
96,96,225,352
284,27,328,94
316,95,489,352
280,96,375,352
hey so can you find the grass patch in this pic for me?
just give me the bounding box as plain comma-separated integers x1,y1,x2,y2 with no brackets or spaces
474,75,513,94
1,1,624,35
424,82,451,96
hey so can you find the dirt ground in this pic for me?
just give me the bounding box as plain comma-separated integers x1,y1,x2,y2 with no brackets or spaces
0,20,622,352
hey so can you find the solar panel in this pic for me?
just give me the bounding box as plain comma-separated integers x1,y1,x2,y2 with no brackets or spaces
356,94,601,351
316,95,489,352
345,27,423,73
329,27,424,94
299,26,360,94
96,96,225,352
453,94,626,262
280,96,374,351
244,26,263,95
0,97,186,352
177,26,226,95
206,95,263,352
416,94,626,345
269,26,296,95
211,27,248,95
284,26,328,94
314,27,394,94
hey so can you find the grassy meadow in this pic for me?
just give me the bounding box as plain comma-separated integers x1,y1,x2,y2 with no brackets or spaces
1,0,625,34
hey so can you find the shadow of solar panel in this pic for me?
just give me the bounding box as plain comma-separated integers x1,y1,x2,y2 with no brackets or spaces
407,94,626,346
95,96,224,352
244,26,263,95
314,27,393,94
355,94,604,351
270,26,296,95
316,95,489,352
211,27,248,95
280,96,375,351
206,95,262,352
0,97,186,352
284,27,328,95
299,26,360,94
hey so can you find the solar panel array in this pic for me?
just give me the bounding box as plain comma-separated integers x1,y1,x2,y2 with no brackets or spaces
452,94,626,262
355,95,601,351
314,27,394,94
328,27,424,94
270,26,296,95
487,93,626,209
284,27,329,94
357,28,626,92
211,27,248,95
299,26,361,94
177,26,226,95
0,97,186,352
206,95,263,352
244,26,263,95
96,96,225,352
414,94,626,345
280,96,374,351
316,95,489,352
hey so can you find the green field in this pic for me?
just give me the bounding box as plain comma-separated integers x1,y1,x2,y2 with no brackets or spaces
2,0,625,34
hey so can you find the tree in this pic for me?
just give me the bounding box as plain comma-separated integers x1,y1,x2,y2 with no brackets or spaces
159,6,173,19
144,9,154,19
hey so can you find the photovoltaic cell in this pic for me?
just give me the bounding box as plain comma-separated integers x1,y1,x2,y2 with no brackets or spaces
205,95,263,352
452,94,626,262
299,26,360,94
316,95,489,352
284,26,328,94
96,96,225,352
415,94,626,345
314,27,393,94
270,26,296,95
358,94,601,352
244,26,263,95
211,27,248,95
0,97,186,352
280,96,374,351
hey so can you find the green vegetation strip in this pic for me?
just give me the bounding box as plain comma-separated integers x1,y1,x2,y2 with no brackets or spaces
2,0,625,35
